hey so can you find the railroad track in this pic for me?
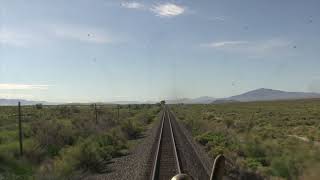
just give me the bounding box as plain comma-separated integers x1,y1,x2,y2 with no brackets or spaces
151,108,181,180
149,107,225,180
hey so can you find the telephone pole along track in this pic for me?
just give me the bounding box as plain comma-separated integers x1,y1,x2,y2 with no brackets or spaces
151,108,181,180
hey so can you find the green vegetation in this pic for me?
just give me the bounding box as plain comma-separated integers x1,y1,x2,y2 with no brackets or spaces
171,99,320,179
0,104,161,179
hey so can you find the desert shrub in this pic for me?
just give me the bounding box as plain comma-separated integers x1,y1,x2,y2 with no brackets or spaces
121,119,143,139
71,106,80,113
196,131,241,159
50,131,127,178
57,106,72,118
242,137,266,159
0,104,160,178
24,139,46,164
135,112,154,124
35,104,43,110
0,141,33,177
178,115,185,120
172,100,320,179
71,116,98,138
300,164,320,180
195,132,226,146
0,141,21,159
0,172,34,180
224,119,235,129
270,155,301,179
0,130,17,145
203,113,215,120
208,145,225,158
0,139,47,177
183,118,208,136
244,158,263,171
31,119,76,156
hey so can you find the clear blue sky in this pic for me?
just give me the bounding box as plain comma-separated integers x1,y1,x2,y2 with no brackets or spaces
1,0,320,102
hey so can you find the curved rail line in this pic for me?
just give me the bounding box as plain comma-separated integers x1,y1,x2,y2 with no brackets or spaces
151,108,181,180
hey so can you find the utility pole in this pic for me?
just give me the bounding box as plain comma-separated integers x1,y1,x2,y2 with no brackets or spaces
94,104,98,124
117,105,120,122
112,107,115,122
18,102,23,156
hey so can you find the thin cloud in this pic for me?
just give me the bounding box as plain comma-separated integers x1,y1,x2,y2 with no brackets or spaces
210,17,226,21
51,24,113,44
200,16,227,22
120,2,186,18
0,93,34,99
1,25,115,47
150,3,185,17
0,29,35,47
202,41,248,48
121,2,144,9
0,84,50,90
202,39,293,57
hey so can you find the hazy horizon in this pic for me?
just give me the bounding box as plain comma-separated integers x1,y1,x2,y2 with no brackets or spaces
1,87,320,104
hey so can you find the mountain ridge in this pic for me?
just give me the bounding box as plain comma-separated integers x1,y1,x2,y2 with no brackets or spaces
1,88,320,105
217,88,320,103
0,99,49,106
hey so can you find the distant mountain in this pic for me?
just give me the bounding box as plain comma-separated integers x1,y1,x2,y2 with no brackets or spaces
63,101,155,105
109,101,153,104
3,88,318,106
212,99,239,104
165,98,191,104
166,96,216,104
223,88,320,102
189,96,217,104
0,99,49,106
0,99,157,106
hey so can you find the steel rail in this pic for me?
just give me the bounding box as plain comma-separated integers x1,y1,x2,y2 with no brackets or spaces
151,110,165,180
168,109,212,176
151,108,181,180
167,109,181,174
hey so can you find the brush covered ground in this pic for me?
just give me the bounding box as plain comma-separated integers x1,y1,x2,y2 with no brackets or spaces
0,104,161,179
171,99,320,180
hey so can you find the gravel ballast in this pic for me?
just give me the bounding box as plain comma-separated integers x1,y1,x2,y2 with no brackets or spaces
85,108,246,180
84,116,161,180
169,109,265,180
169,110,213,180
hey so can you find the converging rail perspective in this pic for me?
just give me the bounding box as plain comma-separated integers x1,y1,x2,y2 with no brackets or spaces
151,108,181,180
149,107,225,180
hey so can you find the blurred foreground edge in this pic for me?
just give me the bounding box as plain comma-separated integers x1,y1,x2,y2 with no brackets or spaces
170,154,225,180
